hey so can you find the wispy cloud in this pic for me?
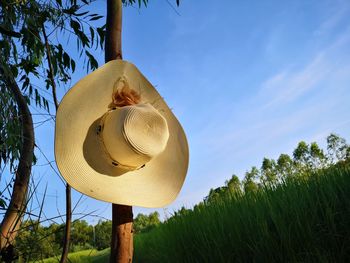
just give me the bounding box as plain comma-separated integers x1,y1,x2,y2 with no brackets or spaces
313,2,350,36
259,27,350,109
259,52,329,108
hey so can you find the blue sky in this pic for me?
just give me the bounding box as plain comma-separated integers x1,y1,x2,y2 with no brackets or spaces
17,0,350,224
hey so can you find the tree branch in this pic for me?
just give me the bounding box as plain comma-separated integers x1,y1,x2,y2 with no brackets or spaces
42,24,59,110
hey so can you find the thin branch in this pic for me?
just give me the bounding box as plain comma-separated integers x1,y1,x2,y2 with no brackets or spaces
34,143,65,186
165,0,181,16
42,24,59,110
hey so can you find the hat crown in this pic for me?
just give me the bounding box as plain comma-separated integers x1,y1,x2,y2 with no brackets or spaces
123,104,169,156
102,103,169,169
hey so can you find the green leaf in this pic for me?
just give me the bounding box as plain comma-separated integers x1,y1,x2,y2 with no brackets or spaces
21,77,30,91
75,11,89,17
85,50,98,71
32,153,37,165
71,59,76,72
89,27,95,48
0,198,6,209
34,88,41,106
89,15,104,21
97,26,106,49
10,65,18,78
0,24,21,38
63,5,79,15
70,19,81,32
63,52,70,68
19,75,26,82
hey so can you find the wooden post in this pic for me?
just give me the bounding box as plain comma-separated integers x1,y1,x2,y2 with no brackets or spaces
105,1,134,262
110,205,133,263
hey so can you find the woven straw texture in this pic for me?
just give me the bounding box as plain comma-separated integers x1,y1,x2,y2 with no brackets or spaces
55,60,189,207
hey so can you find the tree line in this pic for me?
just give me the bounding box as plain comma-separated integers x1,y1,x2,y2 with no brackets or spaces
203,133,349,204
134,133,350,223
14,211,160,261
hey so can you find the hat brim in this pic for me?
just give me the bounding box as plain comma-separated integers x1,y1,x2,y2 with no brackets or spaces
55,60,189,207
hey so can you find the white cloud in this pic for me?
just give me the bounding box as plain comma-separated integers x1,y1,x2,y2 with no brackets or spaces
313,2,350,36
259,28,350,109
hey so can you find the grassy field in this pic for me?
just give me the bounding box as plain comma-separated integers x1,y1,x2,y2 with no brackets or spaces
134,164,350,262
30,164,350,262
30,249,109,263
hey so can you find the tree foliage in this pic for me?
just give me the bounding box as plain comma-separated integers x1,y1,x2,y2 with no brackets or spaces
204,134,350,202
14,212,162,258
133,212,160,234
95,220,112,250
0,1,106,259
0,0,107,171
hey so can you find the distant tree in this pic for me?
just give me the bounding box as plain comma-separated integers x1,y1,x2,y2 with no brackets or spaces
293,141,312,175
293,141,309,163
226,174,242,194
204,186,227,203
260,158,278,186
173,207,191,217
70,220,93,250
193,202,205,213
133,212,160,234
326,133,349,163
95,220,112,251
243,167,259,193
15,221,59,261
276,153,294,180
309,142,326,169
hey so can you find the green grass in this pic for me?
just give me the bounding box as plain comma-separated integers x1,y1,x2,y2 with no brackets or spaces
30,248,109,263
134,164,350,262
29,164,350,263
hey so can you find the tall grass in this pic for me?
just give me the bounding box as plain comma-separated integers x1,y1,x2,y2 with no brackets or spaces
134,165,350,262
30,248,109,263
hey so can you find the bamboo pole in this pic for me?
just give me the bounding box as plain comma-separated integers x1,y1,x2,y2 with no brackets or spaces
105,1,134,262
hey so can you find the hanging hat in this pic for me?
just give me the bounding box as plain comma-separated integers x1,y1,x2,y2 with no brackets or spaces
55,60,189,208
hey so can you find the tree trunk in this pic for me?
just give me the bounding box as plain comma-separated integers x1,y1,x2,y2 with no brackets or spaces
105,0,123,62
0,62,34,261
60,185,71,263
105,1,134,262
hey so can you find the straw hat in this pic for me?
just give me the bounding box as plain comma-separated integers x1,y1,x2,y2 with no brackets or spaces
55,60,189,208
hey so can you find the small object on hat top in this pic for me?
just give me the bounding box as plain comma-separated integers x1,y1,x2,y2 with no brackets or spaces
109,76,141,109
55,60,189,208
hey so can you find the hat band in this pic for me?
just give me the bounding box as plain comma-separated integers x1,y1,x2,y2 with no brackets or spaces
97,109,145,171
